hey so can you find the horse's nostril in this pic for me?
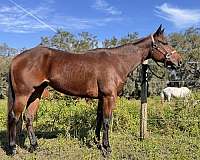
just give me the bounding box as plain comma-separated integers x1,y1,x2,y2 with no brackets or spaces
178,61,182,66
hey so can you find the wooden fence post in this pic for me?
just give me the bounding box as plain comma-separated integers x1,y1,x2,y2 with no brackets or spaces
140,60,148,140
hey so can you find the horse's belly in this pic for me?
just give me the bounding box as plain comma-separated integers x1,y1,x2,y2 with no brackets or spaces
172,92,187,98
49,79,98,98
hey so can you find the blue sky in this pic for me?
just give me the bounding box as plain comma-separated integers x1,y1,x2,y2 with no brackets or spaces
0,0,200,49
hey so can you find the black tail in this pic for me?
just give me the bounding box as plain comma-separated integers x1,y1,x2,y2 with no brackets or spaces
7,69,15,131
8,69,14,111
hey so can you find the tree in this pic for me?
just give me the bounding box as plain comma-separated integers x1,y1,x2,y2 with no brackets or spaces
168,27,200,88
74,32,98,52
41,30,98,52
102,32,138,48
102,36,118,48
0,56,11,98
41,29,77,51
169,27,200,61
0,43,18,57
118,32,139,45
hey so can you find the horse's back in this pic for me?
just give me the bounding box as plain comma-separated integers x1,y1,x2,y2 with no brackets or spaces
163,87,173,95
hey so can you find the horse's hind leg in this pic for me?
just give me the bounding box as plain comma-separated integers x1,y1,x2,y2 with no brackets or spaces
24,98,40,152
23,85,46,152
94,99,103,147
8,96,27,155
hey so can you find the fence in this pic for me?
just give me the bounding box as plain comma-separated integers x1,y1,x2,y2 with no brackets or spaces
140,61,200,140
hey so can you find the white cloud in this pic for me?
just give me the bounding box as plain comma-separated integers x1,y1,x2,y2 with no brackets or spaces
52,16,122,30
155,3,200,28
0,0,123,33
92,0,122,15
0,1,56,33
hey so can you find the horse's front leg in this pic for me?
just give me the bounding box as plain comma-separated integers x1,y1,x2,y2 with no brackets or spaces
101,95,115,156
167,94,171,102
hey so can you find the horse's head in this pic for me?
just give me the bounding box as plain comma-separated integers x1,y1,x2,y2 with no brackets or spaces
150,25,182,68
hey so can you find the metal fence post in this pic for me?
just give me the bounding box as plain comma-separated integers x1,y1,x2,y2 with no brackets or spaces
140,60,148,140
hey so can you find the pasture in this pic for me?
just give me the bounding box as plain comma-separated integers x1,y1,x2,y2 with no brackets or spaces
1,94,200,159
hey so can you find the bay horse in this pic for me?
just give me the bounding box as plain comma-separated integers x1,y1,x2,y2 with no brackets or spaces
7,25,182,155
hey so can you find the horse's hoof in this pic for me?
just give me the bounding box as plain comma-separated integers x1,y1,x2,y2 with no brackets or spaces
9,145,17,156
93,137,100,145
106,146,112,153
100,145,112,157
101,147,111,157
29,143,38,153
93,137,101,149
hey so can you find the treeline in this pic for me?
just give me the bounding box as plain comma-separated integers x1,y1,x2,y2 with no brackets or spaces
0,43,18,98
0,27,200,99
0,43,18,57
41,30,138,51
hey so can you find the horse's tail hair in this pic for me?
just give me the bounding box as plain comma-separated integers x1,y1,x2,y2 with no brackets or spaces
7,68,15,130
8,69,14,111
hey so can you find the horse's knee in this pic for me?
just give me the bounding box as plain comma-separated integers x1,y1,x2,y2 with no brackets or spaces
103,118,111,129
8,111,15,122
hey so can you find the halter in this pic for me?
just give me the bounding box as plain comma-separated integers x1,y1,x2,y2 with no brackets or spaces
150,34,177,64
149,34,178,78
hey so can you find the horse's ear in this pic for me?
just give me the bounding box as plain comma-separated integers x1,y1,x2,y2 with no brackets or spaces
154,24,162,36
161,28,165,34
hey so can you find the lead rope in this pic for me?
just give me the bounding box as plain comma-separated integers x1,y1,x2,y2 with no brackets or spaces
147,64,166,79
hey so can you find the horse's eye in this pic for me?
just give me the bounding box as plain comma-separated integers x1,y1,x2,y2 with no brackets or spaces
158,40,168,45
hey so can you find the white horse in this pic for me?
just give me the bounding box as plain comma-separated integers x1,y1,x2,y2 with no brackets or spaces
161,87,191,102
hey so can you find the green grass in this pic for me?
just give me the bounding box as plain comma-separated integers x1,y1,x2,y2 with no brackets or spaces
1,96,200,159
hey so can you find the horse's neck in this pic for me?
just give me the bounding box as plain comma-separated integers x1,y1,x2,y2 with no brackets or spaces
109,38,152,79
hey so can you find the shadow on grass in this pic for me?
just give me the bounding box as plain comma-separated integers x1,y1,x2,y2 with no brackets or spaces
35,107,97,146
0,124,96,155
0,130,10,155
35,119,96,146
35,122,97,149
0,129,65,155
